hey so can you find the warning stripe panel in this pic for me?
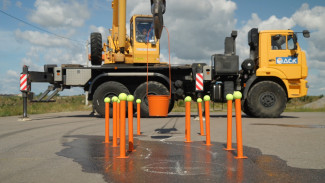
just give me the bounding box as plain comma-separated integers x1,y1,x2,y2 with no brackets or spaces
196,73,204,91
20,74,28,91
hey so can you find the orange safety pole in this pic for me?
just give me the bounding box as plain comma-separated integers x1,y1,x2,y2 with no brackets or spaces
233,91,247,159
117,99,120,139
184,96,192,143
104,97,111,143
136,99,141,135
112,96,118,147
117,93,128,159
197,98,205,136
204,95,211,146
224,94,235,151
127,95,135,152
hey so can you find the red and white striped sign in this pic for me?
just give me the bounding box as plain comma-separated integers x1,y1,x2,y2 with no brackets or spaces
20,74,28,91
196,73,203,91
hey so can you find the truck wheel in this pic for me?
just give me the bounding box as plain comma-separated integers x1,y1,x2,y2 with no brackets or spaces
242,99,254,117
90,32,102,66
93,81,130,117
134,81,170,117
247,81,287,118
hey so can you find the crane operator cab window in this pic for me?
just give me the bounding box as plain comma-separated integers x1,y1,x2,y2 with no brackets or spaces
135,17,155,43
271,34,296,50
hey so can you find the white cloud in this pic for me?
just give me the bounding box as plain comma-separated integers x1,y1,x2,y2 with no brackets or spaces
293,3,325,71
15,29,72,47
306,72,325,96
293,3,325,31
2,0,11,10
7,70,19,77
28,0,90,28
15,1,22,8
0,70,20,94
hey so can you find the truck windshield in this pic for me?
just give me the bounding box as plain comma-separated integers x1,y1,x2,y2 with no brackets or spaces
135,18,155,43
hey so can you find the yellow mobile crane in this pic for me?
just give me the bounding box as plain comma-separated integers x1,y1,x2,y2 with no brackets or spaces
22,0,309,118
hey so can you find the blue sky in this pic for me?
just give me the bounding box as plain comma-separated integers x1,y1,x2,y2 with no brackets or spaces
1,0,325,96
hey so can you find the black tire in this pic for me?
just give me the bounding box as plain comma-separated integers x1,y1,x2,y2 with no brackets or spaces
247,81,287,118
168,94,175,113
93,81,130,117
242,99,254,117
134,81,170,117
90,32,102,66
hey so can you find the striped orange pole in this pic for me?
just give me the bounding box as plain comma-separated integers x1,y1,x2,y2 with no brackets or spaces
197,98,205,136
127,95,135,152
233,91,247,159
117,93,128,159
224,94,235,151
104,97,111,143
204,95,211,146
117,99,120,139
136,99,141,135
185,96,192,143
112,96,118,147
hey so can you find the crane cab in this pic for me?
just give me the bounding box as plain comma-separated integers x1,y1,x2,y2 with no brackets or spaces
128,15,160,64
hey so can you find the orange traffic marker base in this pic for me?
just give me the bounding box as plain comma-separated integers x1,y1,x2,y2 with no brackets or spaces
234,156,248,159
205,143,212,146
223,147,235,151
117,156,129,159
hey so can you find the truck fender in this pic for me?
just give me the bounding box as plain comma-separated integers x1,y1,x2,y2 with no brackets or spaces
242,74,257,100
88,72,172,95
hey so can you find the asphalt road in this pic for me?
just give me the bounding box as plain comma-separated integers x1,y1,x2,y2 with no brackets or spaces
0,111,324,182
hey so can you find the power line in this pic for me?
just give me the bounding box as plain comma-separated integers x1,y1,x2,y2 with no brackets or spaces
0,9,85,44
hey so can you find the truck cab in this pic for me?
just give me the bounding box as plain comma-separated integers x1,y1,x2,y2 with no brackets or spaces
241,28,309,117
258,30,308,97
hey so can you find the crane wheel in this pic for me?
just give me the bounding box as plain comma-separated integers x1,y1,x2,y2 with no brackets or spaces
246,81,287,118
90,32,102,66
93,81,130,117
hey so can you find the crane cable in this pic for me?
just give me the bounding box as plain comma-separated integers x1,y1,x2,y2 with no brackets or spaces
146,26,172,99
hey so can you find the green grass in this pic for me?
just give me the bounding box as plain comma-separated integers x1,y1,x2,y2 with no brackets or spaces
0,95,324,117
0,95,91,117
172,95,325,113
285,95,325,112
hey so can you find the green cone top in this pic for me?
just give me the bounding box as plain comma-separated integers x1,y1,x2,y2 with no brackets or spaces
233,91,242,99
104,97,111,103
127,95,134,102
184,96,192,102
112,96,118,102
203,95,210,101
119,93,127,101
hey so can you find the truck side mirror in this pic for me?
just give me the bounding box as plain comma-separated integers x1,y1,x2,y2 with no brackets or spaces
303,30,310,38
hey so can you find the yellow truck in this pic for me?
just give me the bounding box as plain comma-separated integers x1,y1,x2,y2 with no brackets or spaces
21,0,310,118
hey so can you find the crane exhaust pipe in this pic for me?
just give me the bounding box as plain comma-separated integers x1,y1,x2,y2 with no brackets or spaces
151,0,166,39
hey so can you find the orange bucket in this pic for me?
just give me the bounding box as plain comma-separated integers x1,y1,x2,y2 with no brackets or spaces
147,95,169,117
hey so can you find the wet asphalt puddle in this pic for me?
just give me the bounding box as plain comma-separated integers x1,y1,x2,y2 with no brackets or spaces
57,135,325,183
